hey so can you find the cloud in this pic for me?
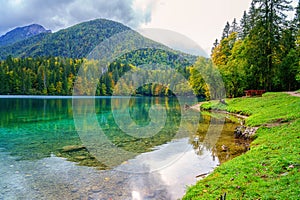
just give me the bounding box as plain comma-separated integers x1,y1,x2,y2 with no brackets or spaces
138,28,208,57
0,0,155,35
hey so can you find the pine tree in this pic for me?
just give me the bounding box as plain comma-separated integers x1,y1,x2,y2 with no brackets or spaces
249,0,293,90
240,11,249,39
221,22,230,39
230,18,239,34
211,39,219,54
293,1,300,33
247,1,258,31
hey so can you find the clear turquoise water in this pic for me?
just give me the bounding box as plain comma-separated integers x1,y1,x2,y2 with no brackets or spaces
0,96,248,199
0,97,184,165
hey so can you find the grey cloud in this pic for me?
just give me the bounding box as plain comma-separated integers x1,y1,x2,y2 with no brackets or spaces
0,0,153,35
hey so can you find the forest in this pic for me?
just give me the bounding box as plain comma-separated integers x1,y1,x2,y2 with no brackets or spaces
198,0,300,97
0,50,193,96
0,0,299,98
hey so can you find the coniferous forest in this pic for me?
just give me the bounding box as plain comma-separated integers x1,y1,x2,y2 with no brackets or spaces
208,0,300,97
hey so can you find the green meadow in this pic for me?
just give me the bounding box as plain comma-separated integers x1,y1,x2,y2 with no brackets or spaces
184,92,300,199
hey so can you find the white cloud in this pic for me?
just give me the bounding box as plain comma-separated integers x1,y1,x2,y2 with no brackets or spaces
0,0,142,35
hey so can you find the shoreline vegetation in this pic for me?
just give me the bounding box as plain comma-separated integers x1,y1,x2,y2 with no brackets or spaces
183,92,300,199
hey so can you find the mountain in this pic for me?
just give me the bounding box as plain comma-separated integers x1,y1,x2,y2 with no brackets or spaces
0,19,132,59
0,24,51,47
0,19,198,96
0,19,196,63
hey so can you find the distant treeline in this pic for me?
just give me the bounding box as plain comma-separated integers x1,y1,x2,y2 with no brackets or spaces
0,55,194,96
0,56,82,95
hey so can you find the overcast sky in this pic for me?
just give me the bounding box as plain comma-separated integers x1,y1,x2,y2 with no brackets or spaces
0,0,298,55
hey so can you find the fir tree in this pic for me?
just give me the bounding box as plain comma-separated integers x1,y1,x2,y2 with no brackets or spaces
230,18,239,34
211,39,219,54
221,22,230,39
249,0,293,90
239,11,249,39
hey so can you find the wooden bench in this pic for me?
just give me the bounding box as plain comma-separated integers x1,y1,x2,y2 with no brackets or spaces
244,90,266,97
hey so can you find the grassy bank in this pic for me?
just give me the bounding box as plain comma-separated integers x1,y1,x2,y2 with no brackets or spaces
183,92,300,199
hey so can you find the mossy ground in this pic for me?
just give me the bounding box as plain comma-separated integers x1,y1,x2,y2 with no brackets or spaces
183,92,300,200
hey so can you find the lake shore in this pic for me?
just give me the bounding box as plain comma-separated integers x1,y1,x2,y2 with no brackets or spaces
190,101,248,120
183,92,300,199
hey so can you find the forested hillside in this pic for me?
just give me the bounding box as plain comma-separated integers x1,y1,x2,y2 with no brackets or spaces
0,19,197,96
0,19,130,59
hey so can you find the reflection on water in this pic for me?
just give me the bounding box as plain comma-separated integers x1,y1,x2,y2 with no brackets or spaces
190,114,251,164
0,97,250,199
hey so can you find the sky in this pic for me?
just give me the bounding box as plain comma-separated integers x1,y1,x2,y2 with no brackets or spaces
0,0,298,55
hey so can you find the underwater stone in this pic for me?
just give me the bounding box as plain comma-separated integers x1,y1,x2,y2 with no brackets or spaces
61,145,86,152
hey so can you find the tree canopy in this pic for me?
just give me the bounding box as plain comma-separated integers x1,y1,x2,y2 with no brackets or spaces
210,0,300,97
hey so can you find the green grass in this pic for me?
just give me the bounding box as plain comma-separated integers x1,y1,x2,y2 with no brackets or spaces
183,92,300,200
200,92,300,126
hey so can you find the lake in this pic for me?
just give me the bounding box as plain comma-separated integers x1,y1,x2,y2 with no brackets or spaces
0,96,250,199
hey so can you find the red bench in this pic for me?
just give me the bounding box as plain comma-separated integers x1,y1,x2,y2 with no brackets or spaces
244,90,266,97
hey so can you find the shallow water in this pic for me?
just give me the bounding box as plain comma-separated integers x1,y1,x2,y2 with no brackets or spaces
0,97,250,199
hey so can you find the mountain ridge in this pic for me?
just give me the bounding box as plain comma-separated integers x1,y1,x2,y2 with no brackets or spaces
0,19,199,61
0,19,133,59
0,19,199,96
0,24,51,47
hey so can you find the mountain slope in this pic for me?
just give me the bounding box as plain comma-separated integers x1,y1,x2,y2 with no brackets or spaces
0,19,131,59
0,24,51,47
0,19,199,96
0,19,197,63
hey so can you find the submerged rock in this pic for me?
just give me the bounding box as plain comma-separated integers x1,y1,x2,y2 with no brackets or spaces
61,145,86,152
74,156,86,160
221,145,228,152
